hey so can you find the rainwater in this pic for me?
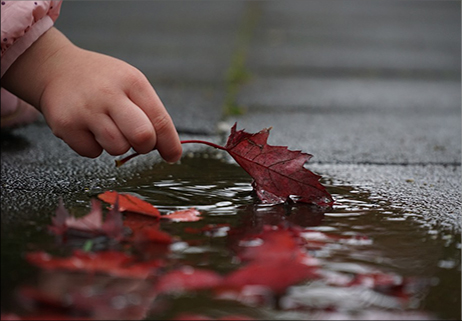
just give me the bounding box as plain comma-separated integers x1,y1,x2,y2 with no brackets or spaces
1,154,460,320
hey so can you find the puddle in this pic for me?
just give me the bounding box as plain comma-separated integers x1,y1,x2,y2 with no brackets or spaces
1,155,460,320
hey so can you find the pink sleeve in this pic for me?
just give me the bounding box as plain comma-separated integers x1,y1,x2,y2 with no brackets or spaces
1,0,62,77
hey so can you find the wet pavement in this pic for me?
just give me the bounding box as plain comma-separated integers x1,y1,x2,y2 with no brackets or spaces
2,0,459,231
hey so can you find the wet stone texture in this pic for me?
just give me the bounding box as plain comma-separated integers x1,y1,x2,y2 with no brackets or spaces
232,0,461,232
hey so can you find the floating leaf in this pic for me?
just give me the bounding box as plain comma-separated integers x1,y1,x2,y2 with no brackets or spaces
97,191,160,218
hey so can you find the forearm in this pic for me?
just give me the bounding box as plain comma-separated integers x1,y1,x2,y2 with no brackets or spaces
2,27,74,110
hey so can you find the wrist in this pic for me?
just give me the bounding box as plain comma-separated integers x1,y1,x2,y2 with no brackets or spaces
2,27,75,110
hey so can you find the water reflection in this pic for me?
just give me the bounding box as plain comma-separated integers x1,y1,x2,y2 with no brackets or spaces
1,156,459,320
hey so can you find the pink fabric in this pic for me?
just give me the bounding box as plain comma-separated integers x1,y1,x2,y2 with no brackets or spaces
1,0,62,127
1,0,62,77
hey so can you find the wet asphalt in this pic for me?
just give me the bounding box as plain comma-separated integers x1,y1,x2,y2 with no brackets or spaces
1,1,460,233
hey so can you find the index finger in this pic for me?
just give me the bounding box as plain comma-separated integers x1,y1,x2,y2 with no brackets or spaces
127,77,182,163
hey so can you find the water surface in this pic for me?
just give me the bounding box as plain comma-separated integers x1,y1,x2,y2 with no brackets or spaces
1,155,460,320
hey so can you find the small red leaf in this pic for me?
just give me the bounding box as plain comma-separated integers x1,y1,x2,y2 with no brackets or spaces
97,191,160,218
163,208,202,222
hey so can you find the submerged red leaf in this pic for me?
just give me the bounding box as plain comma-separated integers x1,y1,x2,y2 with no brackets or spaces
97,191,160,218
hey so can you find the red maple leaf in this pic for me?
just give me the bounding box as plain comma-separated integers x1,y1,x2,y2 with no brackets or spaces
220,124,333,206
116,123,333,206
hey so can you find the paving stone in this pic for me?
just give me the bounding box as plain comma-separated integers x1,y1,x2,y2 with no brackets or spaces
309,163,461,233
229,110,461,165
237,77,460,111
247,0,460,75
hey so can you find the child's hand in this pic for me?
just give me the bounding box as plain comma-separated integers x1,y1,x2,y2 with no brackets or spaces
40,46,183,162
2,28,182,162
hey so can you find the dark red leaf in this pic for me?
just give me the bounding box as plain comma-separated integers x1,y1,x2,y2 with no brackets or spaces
223,123,333,206
97,191,160,218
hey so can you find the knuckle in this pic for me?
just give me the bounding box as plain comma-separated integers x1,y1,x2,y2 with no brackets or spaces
154,114,172,134
125,68,147,89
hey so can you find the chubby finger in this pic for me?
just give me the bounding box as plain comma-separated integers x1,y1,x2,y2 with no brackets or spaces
127,80,182,162
149,113,182,163
89,114,131,156
108,98,157,154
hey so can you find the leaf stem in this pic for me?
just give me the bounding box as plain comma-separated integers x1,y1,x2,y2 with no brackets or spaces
115,140,226,167
180,140,226,151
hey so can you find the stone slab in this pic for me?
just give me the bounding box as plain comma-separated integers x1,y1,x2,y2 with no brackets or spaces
310,163,461,233
247,0,460,75
228,109,461,165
